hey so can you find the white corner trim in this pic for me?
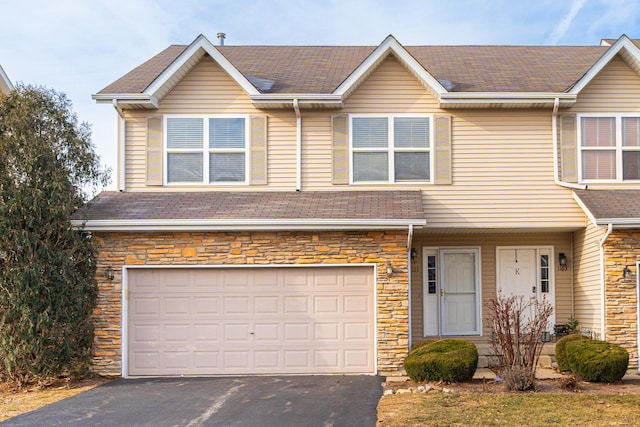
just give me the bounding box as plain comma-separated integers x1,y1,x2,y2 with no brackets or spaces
570,35,640,95
333,35,447,99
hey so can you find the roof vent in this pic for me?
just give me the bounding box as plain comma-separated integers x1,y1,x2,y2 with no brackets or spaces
438,79,455,91
217,33,226,46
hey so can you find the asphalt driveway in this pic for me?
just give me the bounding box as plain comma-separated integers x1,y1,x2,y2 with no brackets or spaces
1,375,382,427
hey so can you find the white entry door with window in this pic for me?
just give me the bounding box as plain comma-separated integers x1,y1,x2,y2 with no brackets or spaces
496,247,555,327
423,248,481,336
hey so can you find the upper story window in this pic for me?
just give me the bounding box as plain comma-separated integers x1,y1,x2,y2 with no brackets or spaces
579,115,640,182
350,115,431,183
165,116,248,184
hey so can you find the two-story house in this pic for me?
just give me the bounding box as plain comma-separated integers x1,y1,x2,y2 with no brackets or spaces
76,34,640,378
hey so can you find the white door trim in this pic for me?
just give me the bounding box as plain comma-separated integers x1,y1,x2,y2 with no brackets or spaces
636,260,640,373
121,263,378,378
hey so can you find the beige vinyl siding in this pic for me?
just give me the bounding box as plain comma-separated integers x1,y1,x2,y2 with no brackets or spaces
573,220,605,336
410,232,573,342
123,57,297,191
302,55,584,229
569,55,640,114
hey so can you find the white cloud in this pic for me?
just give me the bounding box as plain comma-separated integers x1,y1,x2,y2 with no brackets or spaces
546,0,588,44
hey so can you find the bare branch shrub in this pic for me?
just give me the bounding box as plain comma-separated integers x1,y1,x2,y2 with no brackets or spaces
487,292,553,391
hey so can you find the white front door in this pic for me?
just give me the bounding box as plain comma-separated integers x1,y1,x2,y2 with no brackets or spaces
440,249,481,335
496,247,555,327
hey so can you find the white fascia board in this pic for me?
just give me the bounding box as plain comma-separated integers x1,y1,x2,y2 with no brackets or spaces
440,92,575,100
333,35,447,98
92,93,159,108
572,192,599,228
595,218,640,228
0,64,14,93
72,218,427,231
570,35,640,94
145,34,260,98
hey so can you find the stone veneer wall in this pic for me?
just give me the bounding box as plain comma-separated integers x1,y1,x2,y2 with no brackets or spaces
604,231,640,368
92,230,409,376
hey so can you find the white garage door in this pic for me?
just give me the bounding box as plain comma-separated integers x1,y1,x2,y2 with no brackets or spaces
127,266,375,376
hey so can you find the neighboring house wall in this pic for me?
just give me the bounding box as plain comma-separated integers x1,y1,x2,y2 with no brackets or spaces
410,232,573,342
604,230,640,368
573,220,605,336
92,230,409,376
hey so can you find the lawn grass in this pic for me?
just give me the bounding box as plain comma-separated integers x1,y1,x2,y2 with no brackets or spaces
377,393,640,426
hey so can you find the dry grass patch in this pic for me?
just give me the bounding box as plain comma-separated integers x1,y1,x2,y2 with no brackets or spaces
378,393,640,426
0,376,110,421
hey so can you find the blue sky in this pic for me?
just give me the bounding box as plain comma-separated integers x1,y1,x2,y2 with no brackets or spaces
1,0,639,190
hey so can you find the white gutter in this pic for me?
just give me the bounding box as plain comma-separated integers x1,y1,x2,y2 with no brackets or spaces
293,99,302,191
72,218,427,232
407,224,414,350
112,100,126,192
599,223,613,340
551,97,587,190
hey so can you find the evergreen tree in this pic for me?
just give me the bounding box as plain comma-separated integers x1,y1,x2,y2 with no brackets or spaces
0,85,109,384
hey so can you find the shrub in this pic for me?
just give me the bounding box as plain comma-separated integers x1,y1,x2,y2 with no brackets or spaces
565,340,629,383
410,339,436,352
501,365,535,391
555,334,589,372
404,339,478,382
486,292,553,391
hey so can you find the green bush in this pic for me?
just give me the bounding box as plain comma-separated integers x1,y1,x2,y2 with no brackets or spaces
555,334,589,372
410,339,436,352
566,340,629,383
404,339,478,382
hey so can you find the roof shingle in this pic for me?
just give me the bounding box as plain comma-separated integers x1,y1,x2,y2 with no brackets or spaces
574,189,640,220
74,191,426,223
96,44,608,95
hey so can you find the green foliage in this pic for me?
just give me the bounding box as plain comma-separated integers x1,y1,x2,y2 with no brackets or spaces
555,334,589,372
0,85,109,385
410,339,436,352
565,315,580,334
565,340,629,383
404,339,478,382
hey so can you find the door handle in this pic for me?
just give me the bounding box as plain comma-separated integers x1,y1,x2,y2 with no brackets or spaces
440,289,445,296
532,286,536,293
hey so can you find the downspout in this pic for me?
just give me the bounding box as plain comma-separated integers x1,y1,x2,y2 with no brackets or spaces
112,100,126,192
551,97,586,190
293,99,302,191
599,223,613,340
407,224,414,350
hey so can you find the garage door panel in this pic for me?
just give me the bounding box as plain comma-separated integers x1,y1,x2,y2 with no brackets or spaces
194,297,219,316
254,296,279,314
164,297,190,316
314,296,339,314
223,296,250,315
194,323,219,343
128,267,374,376
284,323,309,341
284,296,309,314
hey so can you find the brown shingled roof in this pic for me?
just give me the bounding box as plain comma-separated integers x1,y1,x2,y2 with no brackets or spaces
74,191,426,222
574,189,640,220
96,43,608,95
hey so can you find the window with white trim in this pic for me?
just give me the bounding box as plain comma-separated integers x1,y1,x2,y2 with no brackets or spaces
165,116,248,184
350,115,431,183
579,115,640,181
